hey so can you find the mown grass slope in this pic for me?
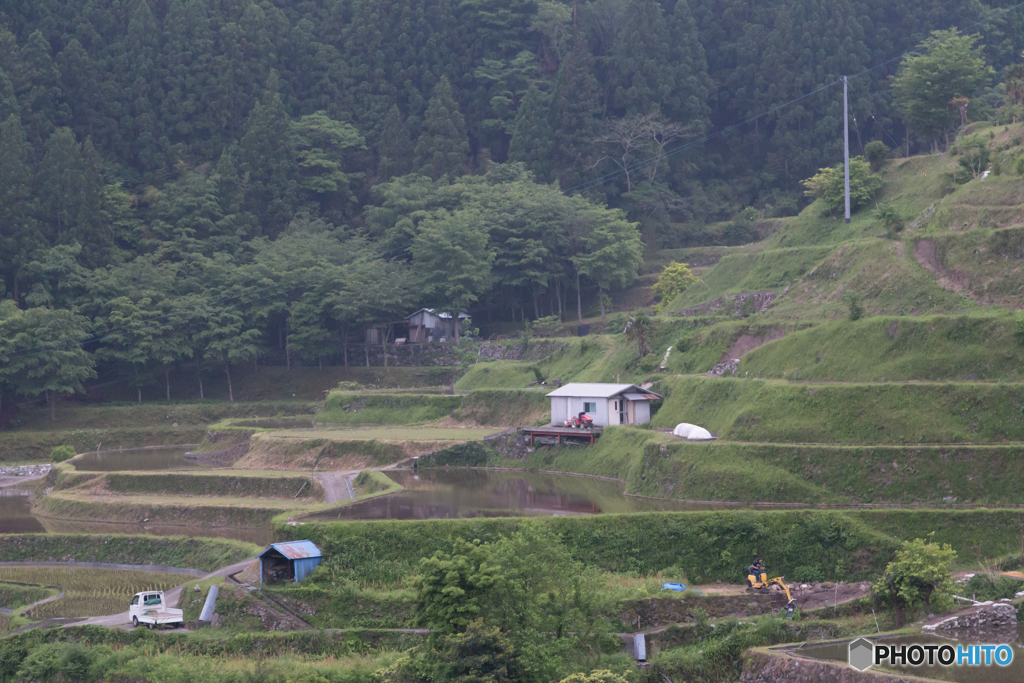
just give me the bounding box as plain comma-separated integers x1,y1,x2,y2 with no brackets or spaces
740,314,1024,381
522,427,1024,505
653,375,1024,443
0,534,259,572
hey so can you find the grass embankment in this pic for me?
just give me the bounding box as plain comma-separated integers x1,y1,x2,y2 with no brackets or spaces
525,427,1024,504
34,492,307,528
0,427,207,463
317,389,548,427
0,401,319,463
88,364,456,403
459,323,767,389
9,402,319,433
911,225,1024,307
0,625,411,683
653,375,1024,443
0,534,258,572
235,430,494,470
667,246,833,311
279,508,1024,591
178,576,293,630
669,238,973,321
0,583,58,609
317,392,463,424
740,313,1024,381
0,566,194,619
662,129,1024,324
278,511,895,587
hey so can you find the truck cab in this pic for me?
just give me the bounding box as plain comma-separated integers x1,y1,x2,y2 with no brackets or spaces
129,591,184,629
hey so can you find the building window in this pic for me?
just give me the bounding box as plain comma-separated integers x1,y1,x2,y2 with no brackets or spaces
583,402,597,413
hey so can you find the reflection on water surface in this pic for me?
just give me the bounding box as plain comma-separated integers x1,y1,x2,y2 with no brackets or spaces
72,447,228,471
304,468,777,521
795,634,1024,683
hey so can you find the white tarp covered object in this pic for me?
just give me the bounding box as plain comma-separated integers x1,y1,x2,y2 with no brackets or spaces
673,423,713,440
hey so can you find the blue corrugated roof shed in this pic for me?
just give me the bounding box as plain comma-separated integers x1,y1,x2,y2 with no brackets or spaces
258,540,322,560
257,540,322,584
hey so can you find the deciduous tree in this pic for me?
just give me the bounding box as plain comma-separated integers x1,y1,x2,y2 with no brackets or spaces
892,30,993,151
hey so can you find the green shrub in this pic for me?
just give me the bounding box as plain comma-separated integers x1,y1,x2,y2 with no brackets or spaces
875,203,905,238
845,291,863,321
864,140,889,171
801,157,882,216
49,445,77,462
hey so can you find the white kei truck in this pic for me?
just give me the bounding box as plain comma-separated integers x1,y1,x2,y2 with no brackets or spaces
129,591,184,629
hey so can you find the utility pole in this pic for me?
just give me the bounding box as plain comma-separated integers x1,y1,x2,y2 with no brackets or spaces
843,75,851,224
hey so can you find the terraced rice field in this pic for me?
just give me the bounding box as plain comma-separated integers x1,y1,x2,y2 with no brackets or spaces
0,567,194,618
0,581,55,608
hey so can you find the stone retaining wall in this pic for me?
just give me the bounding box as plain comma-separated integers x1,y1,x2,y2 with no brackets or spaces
669,291,777,318
923,601,1019,640
618,593,781,630
740,649,919,683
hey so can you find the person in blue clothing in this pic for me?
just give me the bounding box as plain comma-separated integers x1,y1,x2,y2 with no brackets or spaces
748,557,766,586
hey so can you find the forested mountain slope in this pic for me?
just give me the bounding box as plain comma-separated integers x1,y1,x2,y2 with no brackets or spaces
1,0,1023,413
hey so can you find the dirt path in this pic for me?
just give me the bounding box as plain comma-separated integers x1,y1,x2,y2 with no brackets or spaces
313,470,360,504
718,328,786,364
914,238,979,300
69,559,256,630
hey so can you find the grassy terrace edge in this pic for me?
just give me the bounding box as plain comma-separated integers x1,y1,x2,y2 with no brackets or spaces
277,508,1024,585
0,534,260,573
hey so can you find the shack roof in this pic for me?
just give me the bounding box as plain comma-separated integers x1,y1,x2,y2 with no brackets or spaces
545,383,662,400
257,540,322,560
406,308,470,320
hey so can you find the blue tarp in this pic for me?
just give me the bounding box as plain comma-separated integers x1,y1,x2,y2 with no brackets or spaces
661,582,701,593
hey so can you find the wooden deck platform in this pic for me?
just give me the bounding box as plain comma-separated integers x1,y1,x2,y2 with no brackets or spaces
522,425,603,445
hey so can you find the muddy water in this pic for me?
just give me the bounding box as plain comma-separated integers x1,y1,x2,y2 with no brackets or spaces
0,491,46,534
304,469,759,521
72,447,228,471
795,634,1024,682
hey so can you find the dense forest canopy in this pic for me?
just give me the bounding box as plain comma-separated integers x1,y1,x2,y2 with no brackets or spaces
0,0,1022,407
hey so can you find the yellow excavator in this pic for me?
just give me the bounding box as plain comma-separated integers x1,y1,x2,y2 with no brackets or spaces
746,559,797,618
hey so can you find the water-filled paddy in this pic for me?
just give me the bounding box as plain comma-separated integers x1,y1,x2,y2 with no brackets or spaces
0,491,45,534
303,468,765,521
72,447,228,472
794,634,1024,682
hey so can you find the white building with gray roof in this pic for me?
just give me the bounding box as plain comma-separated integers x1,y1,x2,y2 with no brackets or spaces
545,383,662,427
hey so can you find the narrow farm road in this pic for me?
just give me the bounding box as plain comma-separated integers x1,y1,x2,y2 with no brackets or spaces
69,559,257,629
313,470,360,503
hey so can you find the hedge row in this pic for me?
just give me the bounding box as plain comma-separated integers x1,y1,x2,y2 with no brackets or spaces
278,510,897,585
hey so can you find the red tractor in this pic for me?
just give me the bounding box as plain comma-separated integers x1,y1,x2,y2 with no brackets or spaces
564,412,595,429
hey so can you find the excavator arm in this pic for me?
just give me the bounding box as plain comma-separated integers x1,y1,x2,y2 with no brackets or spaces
766,577,793,603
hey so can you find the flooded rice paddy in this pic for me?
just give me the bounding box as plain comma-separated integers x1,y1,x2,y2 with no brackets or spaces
72,447,229,471
303,468,758,521
793,634,1024,682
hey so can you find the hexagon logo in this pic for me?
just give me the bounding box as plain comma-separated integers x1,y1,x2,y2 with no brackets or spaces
848,637,874,672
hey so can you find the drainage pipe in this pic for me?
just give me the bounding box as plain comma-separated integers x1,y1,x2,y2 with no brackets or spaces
199,585,219,622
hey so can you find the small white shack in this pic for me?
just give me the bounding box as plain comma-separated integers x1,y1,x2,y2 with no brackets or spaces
546,383,662,427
